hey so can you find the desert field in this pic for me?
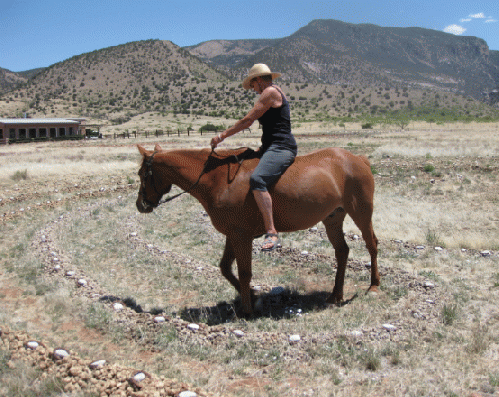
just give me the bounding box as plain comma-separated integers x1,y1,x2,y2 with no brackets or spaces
1,120,498,396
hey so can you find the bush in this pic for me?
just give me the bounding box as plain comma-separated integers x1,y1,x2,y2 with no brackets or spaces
361,123,374,129
10,169,28,181
199,123,225,132
423,164,435,173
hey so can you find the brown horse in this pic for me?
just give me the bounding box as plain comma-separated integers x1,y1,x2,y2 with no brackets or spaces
136,144,379,315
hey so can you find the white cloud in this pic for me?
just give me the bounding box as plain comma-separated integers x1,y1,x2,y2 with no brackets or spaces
485,19,497,23
460,18,472,22
469,13,486,19
443,24,467,35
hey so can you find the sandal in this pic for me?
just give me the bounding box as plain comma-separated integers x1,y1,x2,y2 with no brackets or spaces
261,233,281,252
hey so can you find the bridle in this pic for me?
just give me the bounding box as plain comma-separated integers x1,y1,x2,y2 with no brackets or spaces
140,148,245,210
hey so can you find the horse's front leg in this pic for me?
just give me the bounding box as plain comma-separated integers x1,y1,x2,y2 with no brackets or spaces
219,236,240,292
228,231,254,315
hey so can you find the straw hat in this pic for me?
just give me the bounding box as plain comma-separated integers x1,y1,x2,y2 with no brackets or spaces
242,63,281,90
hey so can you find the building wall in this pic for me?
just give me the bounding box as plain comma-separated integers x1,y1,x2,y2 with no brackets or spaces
0,119,85,144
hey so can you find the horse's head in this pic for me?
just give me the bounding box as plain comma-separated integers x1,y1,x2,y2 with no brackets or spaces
136,145,172,213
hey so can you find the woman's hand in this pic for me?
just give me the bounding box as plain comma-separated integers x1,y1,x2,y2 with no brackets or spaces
210,133,224,148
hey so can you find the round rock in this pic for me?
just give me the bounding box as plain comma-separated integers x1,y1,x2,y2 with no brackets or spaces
154,316,166,323
233,330,245,338
289,334,301,343
89,360,106,369
187,323,200,331
77,279,87,287
26,341,39,350
53,349,70,359
179,391,198,397
382,324,397,332
132,372,146,382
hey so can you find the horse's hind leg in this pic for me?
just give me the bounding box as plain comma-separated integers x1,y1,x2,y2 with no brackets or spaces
322,208,349,304
347,202,380,294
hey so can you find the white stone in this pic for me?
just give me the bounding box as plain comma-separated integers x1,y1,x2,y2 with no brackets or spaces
154,316,166,323
382,323,397,331
481,250,491,257
301,250,309,256
289,334,301,343
309,227,318,232
113,303,124,311
187,323,200,331
426,299,435,304
179,391,198,397
53,265,61,271
26,341,39,350
416,245,425,250
435,246,443,251
353,234,360,240
53,349,70,359
77,279,87,287
129,232,137,237
89,360,106,369
132,372,146,382
233,330,245,338
423,281,435,289
65,271,75,277
350,331,363,338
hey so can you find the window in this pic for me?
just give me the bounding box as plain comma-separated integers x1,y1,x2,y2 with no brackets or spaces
9,129,16,139
59,127,65,136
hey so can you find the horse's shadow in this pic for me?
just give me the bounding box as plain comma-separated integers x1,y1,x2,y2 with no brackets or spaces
99,289,358,326
178,289,358,325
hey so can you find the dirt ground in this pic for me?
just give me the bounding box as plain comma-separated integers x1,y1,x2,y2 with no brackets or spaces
1,122,499,396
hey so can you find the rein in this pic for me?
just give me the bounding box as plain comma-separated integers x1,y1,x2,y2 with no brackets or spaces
141,147,248,209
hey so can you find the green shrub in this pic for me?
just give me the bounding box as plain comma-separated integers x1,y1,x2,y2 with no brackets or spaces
423,164,435,173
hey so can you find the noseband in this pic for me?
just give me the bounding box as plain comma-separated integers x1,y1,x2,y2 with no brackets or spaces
139,151,168,209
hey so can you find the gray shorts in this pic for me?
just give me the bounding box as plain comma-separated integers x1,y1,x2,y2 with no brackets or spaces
249,146,296,191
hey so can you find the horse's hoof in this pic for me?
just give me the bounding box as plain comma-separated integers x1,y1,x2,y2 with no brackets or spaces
326,293,343,305
367,285,379,293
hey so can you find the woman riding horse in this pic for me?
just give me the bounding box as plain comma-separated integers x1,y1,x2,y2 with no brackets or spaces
210,64,297,252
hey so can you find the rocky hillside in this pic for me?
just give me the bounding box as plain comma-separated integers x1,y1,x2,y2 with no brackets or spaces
188,19,499,99
0,67,28,93
3,40,257,121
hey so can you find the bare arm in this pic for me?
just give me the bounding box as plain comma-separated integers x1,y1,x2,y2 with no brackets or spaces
210,86,281,148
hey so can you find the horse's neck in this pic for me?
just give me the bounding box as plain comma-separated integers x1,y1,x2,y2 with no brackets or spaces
158,149,210,190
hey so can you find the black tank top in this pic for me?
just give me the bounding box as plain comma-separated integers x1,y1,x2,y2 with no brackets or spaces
258,86,297,155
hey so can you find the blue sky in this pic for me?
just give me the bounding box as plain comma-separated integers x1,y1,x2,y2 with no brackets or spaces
1,0,498,72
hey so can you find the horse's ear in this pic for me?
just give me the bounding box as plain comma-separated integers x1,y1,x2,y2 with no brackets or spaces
154,144,163,152
137,145,149,157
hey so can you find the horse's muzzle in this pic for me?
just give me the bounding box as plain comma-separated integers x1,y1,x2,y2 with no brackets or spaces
136,198,154,213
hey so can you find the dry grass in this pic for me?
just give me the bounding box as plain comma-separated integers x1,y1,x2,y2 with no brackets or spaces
1,120,498,396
